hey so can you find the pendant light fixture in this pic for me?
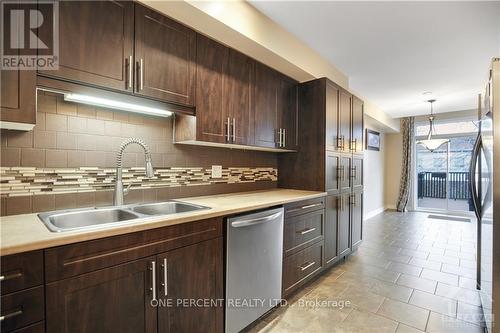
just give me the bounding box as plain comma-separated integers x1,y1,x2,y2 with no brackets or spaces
416,99,449,152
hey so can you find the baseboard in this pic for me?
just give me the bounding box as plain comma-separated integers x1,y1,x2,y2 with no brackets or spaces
363,207,386,220
385,204,397,210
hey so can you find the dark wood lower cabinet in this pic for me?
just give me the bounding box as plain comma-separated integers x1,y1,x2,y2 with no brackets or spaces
350,191,363,249
324,195,339,266
337,192,351,257
157,238,223,333
44,219,223,333
46,257,157,333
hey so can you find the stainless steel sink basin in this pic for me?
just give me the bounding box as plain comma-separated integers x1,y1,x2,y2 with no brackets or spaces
38,207,140,232
131,201,209,216
38,200,210,232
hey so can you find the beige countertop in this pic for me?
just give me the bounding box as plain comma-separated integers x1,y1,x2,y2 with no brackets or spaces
0,189,325,256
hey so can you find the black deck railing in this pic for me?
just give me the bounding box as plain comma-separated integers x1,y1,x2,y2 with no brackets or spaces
417,172,470,200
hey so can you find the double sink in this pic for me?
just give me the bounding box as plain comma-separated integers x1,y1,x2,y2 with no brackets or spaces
38,201,210,233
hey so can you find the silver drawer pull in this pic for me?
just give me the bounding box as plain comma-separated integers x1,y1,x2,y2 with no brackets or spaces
0,271,22,282
297,227,316,235
299,261,315,271
300,203,322,210
0,309,23,322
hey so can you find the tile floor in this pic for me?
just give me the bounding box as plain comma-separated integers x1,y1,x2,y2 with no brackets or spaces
248,211,484,333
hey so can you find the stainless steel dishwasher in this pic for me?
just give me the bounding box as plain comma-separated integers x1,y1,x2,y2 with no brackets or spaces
225,207,284,333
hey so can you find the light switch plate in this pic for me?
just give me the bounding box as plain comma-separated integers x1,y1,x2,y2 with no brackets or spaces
211,165,222,178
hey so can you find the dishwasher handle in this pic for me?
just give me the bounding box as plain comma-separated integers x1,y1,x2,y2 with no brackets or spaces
231,211,283,228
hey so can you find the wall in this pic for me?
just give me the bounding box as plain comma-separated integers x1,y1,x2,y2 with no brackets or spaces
363,117,386,219
384,131,403,210
0,91,277,216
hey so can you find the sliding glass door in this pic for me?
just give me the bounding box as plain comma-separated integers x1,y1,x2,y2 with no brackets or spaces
415,119,477,213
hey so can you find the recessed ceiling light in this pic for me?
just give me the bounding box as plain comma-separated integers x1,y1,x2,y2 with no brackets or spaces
422,91,433,96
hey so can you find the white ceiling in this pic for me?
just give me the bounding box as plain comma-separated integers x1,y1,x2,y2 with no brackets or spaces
250,1,500,118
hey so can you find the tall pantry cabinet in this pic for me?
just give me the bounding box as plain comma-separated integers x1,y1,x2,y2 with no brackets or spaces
278,78,364,269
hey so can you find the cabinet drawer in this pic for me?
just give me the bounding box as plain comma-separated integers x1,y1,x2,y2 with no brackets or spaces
284,209,324,257
45,218,222,282
284,197,325,217
1,251,43,295
1,287,44,333
283,241,323,296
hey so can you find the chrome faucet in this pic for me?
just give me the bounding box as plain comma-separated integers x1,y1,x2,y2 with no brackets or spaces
113,138,154,206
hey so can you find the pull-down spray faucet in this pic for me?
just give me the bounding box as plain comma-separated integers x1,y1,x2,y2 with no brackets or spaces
113,138,154,206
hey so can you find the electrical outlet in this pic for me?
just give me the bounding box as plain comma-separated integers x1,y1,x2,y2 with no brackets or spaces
211,165,222,178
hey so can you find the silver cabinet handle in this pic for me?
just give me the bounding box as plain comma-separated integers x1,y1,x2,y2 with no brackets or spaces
351,166,357,178
300,203,322,210
297,227,316,235
226,117,231,142
231,211,283,228
127,55,132,89
0,309,23,322
232,118,236,142
161,258,168,297
283,128,286,147
0,271,22,282
299,261,315,271
139,58,144,91
150,261,157,302
351,194,356,206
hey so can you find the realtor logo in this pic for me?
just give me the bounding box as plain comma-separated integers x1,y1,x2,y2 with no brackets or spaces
1,0,59,70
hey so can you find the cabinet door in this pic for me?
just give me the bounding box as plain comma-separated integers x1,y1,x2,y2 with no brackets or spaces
351,96,364,152
326,152,340,194
157,238,222,333
351,156,363,191
254,62,279,148
226,49,254,145
195,34,229,143
338,90,352,153
324,195,338,266
1,70,36,127
39,1,134,92
135,4,196,105
337,193,351,257
339,156,351,192
325,81,340,151
46,257,157,333
279,75,298,150
350,191,363,249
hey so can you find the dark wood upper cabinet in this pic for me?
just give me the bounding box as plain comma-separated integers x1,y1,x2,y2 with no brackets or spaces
225,49,254,145
339,89,352,153
324,195,339,266
351,96,364,152
1,69,36,129
350,191,363,249
325,81,340,152
279,74,299,150
194,34,229,144
46,257,158,333
39,0,134,92
253,63,298,149
253,62,280,148
157,238,222,333
135,4,196,106
325,152,340,194
190,35,253,145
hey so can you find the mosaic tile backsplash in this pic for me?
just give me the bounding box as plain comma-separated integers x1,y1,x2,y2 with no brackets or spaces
0,166,277,197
